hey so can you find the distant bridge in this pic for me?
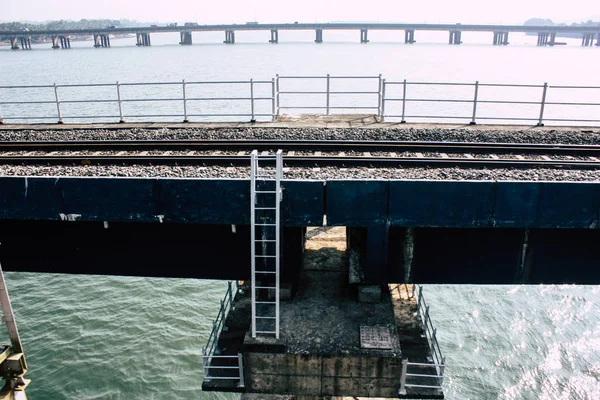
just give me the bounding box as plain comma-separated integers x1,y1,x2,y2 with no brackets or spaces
3,22,599,49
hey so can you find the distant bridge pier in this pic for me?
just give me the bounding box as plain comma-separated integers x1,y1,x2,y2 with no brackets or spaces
94,34,110,48
52,35,60,49
582,33,595,46
9,37,19,50
449,30,462,44
269,29,278,43
60,36,71,49
493,31,509,45
136,33,151,46
404,29,415,43
360,29,369,43
224,30,235,44
537,32,555,46
180,31,192,45
19,36,31,50
315,28,323,43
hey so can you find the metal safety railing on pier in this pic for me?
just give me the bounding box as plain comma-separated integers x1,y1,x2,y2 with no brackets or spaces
202,280,245,388
399,285,445,396
0,75,599,125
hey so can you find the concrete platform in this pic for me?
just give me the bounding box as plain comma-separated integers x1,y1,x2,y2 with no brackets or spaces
203,228,442,398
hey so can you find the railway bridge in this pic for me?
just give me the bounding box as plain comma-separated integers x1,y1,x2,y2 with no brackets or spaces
0,112,598,398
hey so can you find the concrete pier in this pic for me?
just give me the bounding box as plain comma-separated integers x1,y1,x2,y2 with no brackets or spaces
315,28,323,43
360,29,369,43
180,31,192,45
136,32,151,46
59,36,71,49
448,30,462,44
404,29,415,43
94,34,111,48
18,36,31,50
224,30,235,44
270,29,278,43
52,35,60,49
537,32,556,46
582,33,595,46
9,37,19,50
493,31,509,45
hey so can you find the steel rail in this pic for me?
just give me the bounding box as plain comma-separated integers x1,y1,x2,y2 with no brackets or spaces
0,154,599,169
0,139,598,156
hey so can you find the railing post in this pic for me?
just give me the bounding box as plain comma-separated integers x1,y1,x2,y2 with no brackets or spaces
326,73,331,115
116,81,125,123
537,82,548,126
439,357,446,387
53,83,63,124
237,353,245,388
381,79,387,121
377,73,383,117
275,74,280,116
250,79,255,122
0,102,4,124
271,78,276,122
182,79,189,123
470,80,479,125
401,79,407,123
399,358,408,395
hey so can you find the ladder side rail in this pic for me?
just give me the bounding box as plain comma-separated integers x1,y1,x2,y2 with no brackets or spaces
250,150,258,338
275,149,283,339
0,262,26,369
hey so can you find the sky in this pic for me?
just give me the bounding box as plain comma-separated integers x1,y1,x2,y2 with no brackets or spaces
2,0,599,25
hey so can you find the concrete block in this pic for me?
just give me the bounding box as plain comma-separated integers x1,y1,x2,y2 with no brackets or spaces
321,356,401,378
321,376,399,397
245,352,322,376
358,285,382,303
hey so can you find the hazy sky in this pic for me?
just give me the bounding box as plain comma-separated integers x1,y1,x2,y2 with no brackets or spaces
3,0,599,25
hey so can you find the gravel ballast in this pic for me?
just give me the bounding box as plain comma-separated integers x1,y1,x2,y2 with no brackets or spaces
1,126,600,145
0,126,598,180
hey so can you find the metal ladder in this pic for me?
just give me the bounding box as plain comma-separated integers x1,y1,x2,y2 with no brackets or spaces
250,150,283,339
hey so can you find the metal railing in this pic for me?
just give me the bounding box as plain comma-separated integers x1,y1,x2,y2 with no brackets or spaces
202,280,245,388
0,75,599,125
399,285,445,396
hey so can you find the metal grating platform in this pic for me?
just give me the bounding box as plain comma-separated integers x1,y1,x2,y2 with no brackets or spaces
360,325,393,349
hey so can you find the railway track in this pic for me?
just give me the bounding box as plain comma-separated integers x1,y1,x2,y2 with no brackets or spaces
0,140,599,169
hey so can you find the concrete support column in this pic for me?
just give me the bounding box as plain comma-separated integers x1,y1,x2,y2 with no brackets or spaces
360,28,369,43
449,30,462,44
67,37,71,48
224,30,235,44
136,33,143,46
179,31,192,45
10,37,19,50
52,36,60,49
503,32,509,45
596,32,600,46
549,32,556,46
347,226,390,285
19,37,30,50
582,33,595,47
315,28,323,43
404,29,415,43
136,33,150,47
537,32,551,46
493,32,508,45
269,29,278,43
93,34,101,48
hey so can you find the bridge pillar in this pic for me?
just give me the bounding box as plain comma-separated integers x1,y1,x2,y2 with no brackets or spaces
52,35,60,49
449,30,462,44
19,36,31,50
493,31,509,45
315,28,323,43
136,33,151,46
537,32,553,46
59,36,71,49
269,29,278,43
224,30,235,44
582,33,595,46
10,37,19,50
404,29,415,43
360,29,369,43
180,31,192,45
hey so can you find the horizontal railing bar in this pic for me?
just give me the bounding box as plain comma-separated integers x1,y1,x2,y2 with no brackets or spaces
329,91,380,94
544,102,600,106
386,81,474,86
278,106,327,109
120,98,181,102
0,101,58,105
278,92,327,95
1,116,58,120
186,113,273,117
0,84,55,89
328,106,379,109
406,362,446,367
549,85,600,89
203,366,240,369
52,115,121,119
119,81,182,86
478,83,546,88
56,83,117,88
185,97,272,101
186,80,272,84
406,373,444,378
474,116,560,121
542,118,600,122
202,376,241,380
404,384,443,389
57,100,117,104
